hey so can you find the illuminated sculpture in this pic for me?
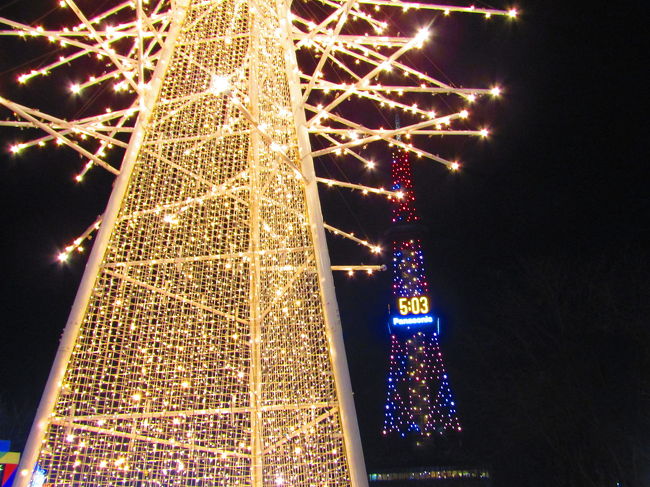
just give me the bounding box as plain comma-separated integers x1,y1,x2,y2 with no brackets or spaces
383,145,460,437
0,0,515,484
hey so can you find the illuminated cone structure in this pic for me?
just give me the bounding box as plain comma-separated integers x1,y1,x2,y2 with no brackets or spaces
16,1,366,485
383,148,461,438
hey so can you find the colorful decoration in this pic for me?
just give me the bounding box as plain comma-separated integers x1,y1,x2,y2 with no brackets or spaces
1,0,514,483
391,149,420,225
383,148,461,437
0,441,20,487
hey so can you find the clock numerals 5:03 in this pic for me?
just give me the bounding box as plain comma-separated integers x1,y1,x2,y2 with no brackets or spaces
397,296,430,315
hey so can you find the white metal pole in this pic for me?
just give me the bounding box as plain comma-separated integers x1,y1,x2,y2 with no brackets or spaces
247,5,264,485
14,2,191,485
279,5,369,487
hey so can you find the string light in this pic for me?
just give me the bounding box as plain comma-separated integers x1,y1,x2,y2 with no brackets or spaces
209,74,231,95
383,147,461,437
1,0,515,483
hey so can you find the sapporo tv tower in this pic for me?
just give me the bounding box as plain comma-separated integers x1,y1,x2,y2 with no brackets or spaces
382,123,461,440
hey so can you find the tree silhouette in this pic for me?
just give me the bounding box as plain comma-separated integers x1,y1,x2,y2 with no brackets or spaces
457,249,650,487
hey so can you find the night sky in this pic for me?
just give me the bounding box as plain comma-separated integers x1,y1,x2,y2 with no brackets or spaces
0,1,647,486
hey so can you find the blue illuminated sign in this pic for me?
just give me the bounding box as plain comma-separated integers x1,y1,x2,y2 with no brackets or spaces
392,315,434,326
390,314,440,335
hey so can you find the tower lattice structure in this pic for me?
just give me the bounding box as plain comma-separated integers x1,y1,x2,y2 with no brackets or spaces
382,147,461,438
0,0,516,484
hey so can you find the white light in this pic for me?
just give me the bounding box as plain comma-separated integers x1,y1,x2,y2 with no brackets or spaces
30,467,47,487
413,28,429,46
209,74,230,95
508,8,518,18
490,86,501,96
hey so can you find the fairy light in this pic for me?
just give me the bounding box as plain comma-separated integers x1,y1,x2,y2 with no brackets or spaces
412,27,429,47
209,74,230,95
383,147,461,437
55,216,102,264
391,148,419,224
1,0,515,483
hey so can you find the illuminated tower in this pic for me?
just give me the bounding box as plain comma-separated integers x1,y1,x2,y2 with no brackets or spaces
1,0,515,484
382,144,461,438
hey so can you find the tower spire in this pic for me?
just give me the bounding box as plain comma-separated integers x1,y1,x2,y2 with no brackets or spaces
395,113,402,142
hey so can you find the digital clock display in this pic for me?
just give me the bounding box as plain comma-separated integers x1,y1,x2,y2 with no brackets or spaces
396,296,430,315
391,295,436,328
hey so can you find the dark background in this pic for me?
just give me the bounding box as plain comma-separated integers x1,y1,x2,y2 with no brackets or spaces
1,1,648,486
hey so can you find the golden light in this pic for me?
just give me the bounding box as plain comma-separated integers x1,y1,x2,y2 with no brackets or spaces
1,0,515,484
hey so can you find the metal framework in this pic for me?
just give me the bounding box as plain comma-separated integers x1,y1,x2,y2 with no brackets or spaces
0,0,515,484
